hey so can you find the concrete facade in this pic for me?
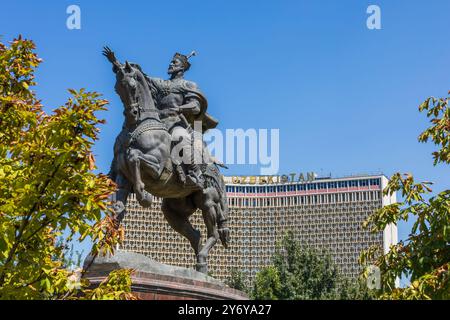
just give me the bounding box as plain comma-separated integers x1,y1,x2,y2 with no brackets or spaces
120,174,397,283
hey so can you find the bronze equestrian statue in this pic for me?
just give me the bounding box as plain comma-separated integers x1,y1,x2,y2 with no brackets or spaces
102,47,229,274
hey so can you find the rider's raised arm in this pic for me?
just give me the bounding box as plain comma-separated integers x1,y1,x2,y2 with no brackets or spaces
102,46,122,73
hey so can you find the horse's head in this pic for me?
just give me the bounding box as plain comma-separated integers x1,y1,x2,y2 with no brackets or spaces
113,61,170,180
114,61,159,128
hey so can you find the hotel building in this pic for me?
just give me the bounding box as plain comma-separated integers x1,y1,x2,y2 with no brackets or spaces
120,174,397,283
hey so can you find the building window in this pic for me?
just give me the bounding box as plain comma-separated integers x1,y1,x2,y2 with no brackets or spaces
339,181,348,188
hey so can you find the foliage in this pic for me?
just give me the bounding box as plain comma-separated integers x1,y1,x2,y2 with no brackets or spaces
0,36,133,299
418,93,450,165
252,231,374,300
360,91,450,300
79,269,136,300
336,277,375,300
225,268,250,294
56,238,83,270
252,266,281,300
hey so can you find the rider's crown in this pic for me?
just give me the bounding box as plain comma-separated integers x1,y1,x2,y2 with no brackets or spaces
173,51,196,71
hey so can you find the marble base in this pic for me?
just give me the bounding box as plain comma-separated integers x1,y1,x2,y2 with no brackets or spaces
83,251,248,300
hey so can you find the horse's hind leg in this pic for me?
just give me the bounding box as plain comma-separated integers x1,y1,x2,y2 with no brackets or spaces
161,198,202,257
193,189,221,274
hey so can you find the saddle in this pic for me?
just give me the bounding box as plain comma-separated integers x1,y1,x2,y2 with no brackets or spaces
122,115,224,190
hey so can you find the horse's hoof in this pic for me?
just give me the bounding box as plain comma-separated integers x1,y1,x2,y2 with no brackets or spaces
139,196,152,208
137,191,152,208
195,262,208,274
218,228,230,248
111,202,125,214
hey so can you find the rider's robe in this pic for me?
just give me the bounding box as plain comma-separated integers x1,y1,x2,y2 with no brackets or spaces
145,76,218,133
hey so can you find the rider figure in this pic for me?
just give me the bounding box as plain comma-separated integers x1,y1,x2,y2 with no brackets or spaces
104,48,218,190
144,52,218,189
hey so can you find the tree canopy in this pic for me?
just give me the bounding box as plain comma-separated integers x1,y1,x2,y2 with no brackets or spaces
361,91,450,300
252,231,373,300
0,36,134,299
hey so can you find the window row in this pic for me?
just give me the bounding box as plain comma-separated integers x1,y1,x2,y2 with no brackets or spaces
226,178,381,193
227,191,381,207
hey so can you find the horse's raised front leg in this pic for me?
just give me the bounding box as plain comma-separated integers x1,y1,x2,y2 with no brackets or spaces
127,148,153,207
111,174,131,226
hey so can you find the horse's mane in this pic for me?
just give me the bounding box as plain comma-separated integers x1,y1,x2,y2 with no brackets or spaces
129,62,144,73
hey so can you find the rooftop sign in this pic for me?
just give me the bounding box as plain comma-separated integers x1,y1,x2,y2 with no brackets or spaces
231,172,317,185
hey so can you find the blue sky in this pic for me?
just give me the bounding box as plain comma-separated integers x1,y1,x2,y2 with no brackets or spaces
1,1,449,283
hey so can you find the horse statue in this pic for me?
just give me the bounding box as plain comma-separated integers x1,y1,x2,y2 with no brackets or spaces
105,51,230,274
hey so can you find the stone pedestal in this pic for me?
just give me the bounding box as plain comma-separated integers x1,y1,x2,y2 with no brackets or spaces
83,251,248,300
